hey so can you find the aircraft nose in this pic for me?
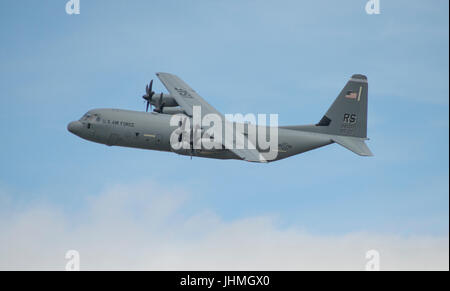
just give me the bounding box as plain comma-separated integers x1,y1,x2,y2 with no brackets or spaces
67,121,81,134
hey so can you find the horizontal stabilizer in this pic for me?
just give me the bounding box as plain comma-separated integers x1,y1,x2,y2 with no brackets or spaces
332,136,373,156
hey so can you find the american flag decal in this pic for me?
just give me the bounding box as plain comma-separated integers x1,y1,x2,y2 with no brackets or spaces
345,90,357,99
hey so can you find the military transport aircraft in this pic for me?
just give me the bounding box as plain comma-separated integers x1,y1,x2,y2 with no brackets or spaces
67,73,372,162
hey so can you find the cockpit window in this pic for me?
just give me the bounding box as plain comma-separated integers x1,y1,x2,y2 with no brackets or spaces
80,114,91,121
80,113,101,122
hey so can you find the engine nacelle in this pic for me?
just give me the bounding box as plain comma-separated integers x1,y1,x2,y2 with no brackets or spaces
151,94,178,107
161,107,186,115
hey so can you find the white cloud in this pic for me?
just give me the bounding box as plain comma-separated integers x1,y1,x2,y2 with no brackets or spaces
0,182,448,270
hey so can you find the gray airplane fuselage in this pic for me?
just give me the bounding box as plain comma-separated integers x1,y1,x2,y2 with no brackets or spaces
67,108,333,162
67,74,372,161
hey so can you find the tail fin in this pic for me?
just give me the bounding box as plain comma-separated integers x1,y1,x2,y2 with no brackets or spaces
280,74,373,156
317,74,368,138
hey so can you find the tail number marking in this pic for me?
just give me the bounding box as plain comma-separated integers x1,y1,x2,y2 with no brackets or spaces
343,113,357,124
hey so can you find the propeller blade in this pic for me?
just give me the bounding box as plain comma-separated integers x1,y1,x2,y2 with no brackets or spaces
149,79,153,93
152,93,162,113
160,93,165,111
143,80,156,112
180,116,187,131
153,93,163,113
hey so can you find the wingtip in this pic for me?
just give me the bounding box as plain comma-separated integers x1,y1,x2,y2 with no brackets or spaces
351,74,367,80
349,74,368,83
156,72,173,76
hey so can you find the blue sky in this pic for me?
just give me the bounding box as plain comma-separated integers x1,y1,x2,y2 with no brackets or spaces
0,1,448,269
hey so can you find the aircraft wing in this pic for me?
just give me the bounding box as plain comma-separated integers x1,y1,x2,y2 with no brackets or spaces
156,72,221,118
156,72,265,162
228,143,267,162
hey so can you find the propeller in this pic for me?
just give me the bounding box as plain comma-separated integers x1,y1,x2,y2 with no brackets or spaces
177,116,199,159
142,80,155,112
190,123,203,159
153,93,165,113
